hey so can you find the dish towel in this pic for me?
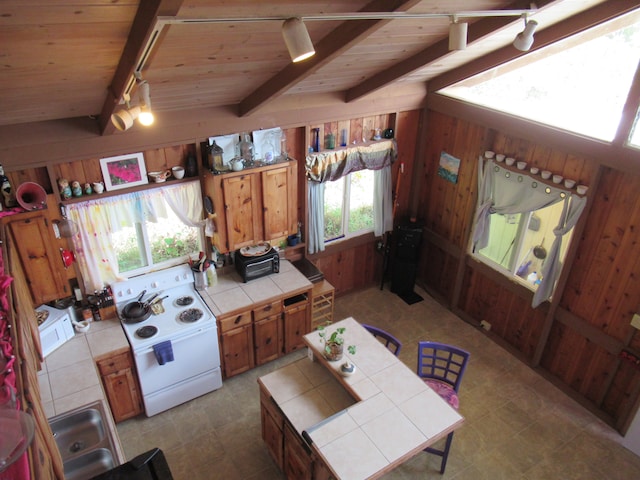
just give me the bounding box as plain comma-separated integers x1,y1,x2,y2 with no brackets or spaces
152,340,174,365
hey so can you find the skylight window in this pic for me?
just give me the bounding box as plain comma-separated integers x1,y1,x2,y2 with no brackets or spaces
440,12,640,142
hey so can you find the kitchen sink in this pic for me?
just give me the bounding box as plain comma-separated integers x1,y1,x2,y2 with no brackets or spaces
62,448,115,480
48,401,118,479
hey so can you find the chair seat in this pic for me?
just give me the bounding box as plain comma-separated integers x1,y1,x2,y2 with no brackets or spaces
424,379,459,410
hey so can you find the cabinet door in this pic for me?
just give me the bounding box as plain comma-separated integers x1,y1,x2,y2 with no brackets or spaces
7,215,68,304
262,167,290,241
97,352,143,422
283,302,309,354
102,368,143,422
284,423,312,480
222,174,262,250
261,395,284,470
221,323,255,378
254,314,283,366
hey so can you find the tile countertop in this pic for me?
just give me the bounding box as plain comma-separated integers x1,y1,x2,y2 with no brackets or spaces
197,259,313,316
258,317,465,480
38,317,128,464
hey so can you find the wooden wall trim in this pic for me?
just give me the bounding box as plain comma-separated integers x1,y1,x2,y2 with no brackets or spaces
426,94,640,175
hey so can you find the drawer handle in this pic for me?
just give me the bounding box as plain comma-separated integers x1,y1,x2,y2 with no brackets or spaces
234,315,242,324
264,305,272,312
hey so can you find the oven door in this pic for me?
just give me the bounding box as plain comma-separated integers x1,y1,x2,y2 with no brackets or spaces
133,325,220,396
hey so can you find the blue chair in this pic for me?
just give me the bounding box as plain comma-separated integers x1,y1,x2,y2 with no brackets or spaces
362,324,402,356
417,341,470,474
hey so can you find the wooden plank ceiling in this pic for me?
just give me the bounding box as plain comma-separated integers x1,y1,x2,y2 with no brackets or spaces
0,0,613,132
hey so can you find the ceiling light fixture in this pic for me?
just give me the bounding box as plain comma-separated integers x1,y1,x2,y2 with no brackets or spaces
281,17,315,62
513,15,538,51
449,16,468,50
111,73,154,131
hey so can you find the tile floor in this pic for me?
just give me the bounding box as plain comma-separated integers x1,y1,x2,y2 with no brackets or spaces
116,285,640,479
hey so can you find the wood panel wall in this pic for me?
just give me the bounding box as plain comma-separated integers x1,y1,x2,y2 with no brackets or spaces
417,108,640,431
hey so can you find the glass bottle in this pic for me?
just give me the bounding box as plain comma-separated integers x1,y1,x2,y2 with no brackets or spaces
185,154,197,177
0,164,16,208
237,132,254,166
311,128,320,152
279,130,288,161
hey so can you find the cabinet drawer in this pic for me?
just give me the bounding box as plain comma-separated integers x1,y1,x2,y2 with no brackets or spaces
219,311,252,333
97,351,132,376
254,300,282,321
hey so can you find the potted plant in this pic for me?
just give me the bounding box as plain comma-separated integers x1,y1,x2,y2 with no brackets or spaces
317,323,356,362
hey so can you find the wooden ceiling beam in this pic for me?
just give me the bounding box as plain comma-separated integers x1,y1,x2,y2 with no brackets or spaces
237,0,422,117
98,0,183,135
428,0,640,93
345,0,553,103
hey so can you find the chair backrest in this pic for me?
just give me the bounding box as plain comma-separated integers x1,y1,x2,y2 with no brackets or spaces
417,341,470,392
362,324,402,356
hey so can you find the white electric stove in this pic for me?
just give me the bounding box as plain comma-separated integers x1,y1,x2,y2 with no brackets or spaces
111,264,222,417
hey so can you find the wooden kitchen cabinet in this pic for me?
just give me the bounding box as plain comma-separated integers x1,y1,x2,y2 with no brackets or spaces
284,423,313,480
218,311,255,377
260,387,284,470
6,213,69,304
283,295,310,354
254,300,283,366
204,161,298,253
96,350,143,422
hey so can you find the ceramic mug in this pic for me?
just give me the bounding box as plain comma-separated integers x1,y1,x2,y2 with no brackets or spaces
172,166,185,179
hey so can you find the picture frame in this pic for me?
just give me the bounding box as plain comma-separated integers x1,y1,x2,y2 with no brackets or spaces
100,152,148,191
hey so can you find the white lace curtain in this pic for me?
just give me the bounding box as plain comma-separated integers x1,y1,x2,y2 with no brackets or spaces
472,158,586,307
67,181,205,291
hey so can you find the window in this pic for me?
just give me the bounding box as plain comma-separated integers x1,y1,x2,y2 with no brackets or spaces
476,202,572,290
440,12,640,142
324,169,375,242
113,206,203,275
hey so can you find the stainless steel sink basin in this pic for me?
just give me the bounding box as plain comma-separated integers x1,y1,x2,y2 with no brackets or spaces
48,401,118,479
50,406,106,460
63,448,115,480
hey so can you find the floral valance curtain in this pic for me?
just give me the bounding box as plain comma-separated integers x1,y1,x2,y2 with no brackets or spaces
472,158,586,307
67,181,204,291
305,139,397,183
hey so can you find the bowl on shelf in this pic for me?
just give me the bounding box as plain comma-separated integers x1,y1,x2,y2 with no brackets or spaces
530,167,539,175
484,151,495,159
496,154,506,162
505,157,515,166
552,174,563,184
541,170,552,180
564,179,576,189
148,170,171,183
517,161,527,170
576,185,589,195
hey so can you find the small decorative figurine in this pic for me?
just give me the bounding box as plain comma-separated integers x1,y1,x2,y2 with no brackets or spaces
71,180,82,197
58,178,72,199
84,183,93,195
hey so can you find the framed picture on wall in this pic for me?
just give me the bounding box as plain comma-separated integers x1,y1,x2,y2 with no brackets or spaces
100,152,148,191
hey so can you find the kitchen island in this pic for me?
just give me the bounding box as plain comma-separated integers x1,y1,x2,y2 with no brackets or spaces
258,317,464,479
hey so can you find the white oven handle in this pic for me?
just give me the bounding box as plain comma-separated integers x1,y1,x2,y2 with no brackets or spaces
136,325,216,355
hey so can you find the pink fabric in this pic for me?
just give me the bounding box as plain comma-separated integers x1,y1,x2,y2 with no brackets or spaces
424,379,459,410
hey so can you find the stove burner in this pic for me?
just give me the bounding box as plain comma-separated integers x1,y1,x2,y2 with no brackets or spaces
178,308,203,323
136,325,158,338
175,296,194,307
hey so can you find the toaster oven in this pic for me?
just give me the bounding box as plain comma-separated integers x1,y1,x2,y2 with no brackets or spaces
235,248,280,282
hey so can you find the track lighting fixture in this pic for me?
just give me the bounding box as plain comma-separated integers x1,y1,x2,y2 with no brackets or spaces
281,17,315,62
513,15,538,51
449,16,468,50
111,73,154,131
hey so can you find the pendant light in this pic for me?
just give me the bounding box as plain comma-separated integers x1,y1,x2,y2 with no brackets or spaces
282,17,315,63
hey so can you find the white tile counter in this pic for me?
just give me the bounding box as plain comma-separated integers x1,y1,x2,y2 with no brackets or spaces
259,317,465,480
198,259,312,315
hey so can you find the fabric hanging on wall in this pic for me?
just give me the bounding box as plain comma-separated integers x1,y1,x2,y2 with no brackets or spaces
68,181,205,291
305,140,397,183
